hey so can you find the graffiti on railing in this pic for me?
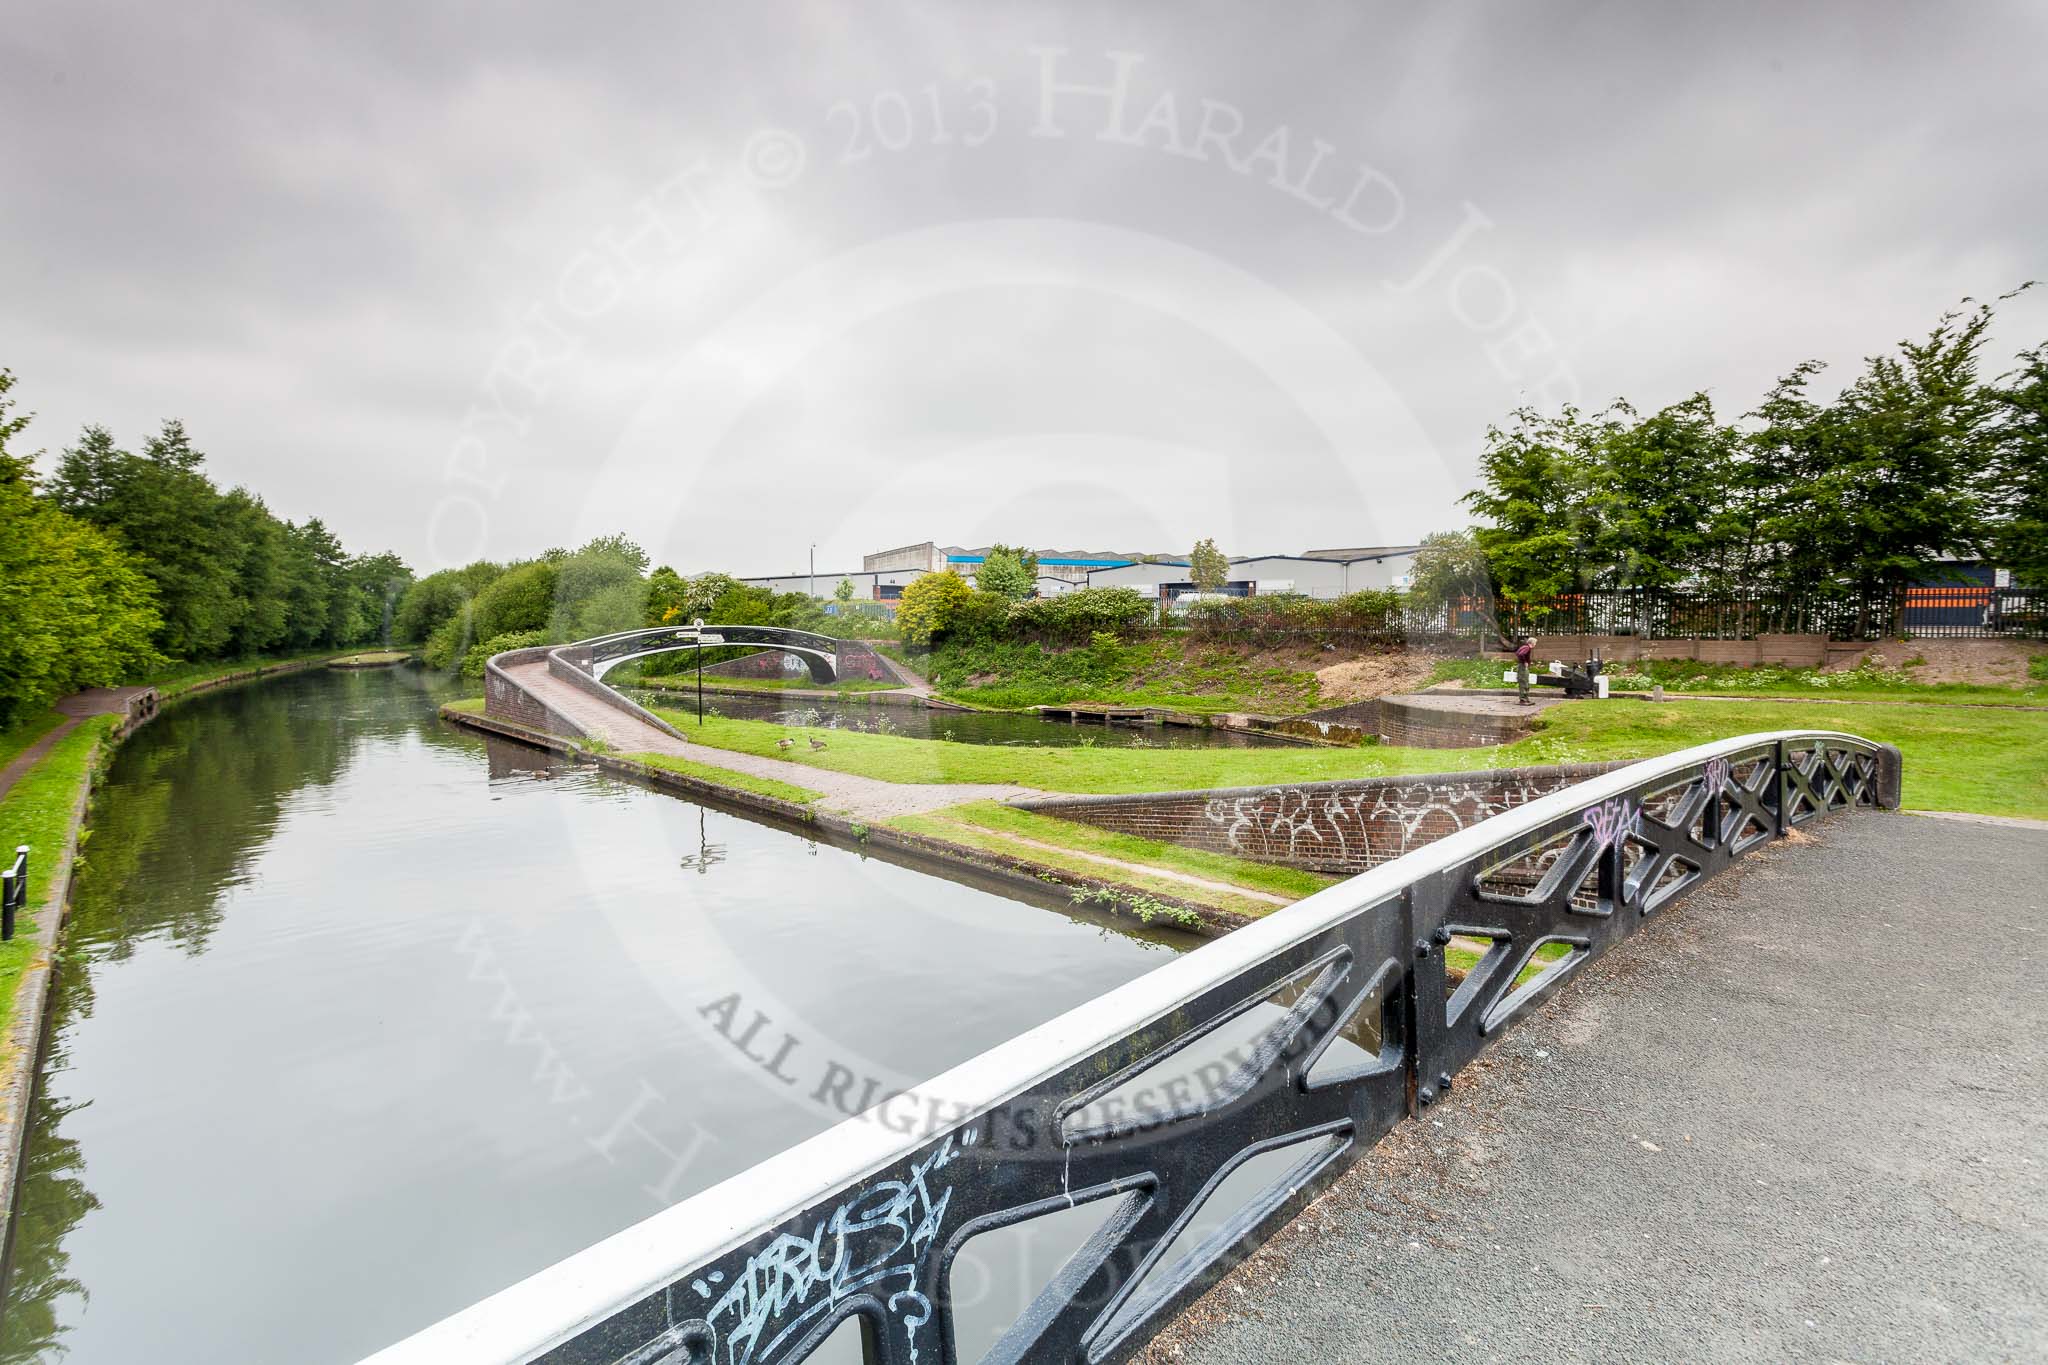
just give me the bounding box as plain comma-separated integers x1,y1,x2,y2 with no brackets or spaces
1580,795,1642,851
695,1130,967,1364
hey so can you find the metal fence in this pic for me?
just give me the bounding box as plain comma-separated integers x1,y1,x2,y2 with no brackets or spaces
1141,586,2048,644
2,845,26,942
1510,586,2048,641
363,731,1897,1365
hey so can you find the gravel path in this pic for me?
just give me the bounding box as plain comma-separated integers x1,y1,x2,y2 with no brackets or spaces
498,661,1032,818
1143,812,2048,1364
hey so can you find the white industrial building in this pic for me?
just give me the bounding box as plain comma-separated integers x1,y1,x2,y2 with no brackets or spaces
741,542,1421,604
1086,546,1419,603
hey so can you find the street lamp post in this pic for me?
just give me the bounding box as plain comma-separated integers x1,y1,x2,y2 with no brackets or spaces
694,617,705,727
808,543,816,601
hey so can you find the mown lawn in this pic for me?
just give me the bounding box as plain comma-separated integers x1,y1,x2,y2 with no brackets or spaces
0,718,118,1045
653,699,2048,819
889,801,1339,919
1430,656,2048,708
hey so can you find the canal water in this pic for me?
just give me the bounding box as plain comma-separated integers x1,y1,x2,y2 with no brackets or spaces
621,685,1297,749
0,667,1195,1363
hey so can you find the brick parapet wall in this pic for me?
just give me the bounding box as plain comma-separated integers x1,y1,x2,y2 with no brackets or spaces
1018,760,1633,875
484,647,587,737
544,647,688,741
703,650,802,679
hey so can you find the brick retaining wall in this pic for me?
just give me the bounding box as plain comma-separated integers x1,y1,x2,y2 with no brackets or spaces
1018,761,1631,876
1512,634,1856,668
700,640,894,683
484,647,588,736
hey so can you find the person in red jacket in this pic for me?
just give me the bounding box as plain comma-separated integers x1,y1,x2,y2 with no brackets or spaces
1514,635,1536,705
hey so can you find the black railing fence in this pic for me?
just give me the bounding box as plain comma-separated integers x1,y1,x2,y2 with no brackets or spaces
2,845,26,942
1152,586,2047,644
1506,586,2048,641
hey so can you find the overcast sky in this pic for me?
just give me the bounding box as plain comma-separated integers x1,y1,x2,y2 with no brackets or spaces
5,1,2044,576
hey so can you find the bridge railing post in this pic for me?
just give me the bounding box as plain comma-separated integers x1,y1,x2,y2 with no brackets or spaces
2,844,26,942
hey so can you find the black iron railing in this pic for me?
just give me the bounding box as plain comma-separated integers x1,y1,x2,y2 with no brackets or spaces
2,845,26,942
363,731,1898,1365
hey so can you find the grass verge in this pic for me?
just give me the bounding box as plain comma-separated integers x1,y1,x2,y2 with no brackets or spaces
651,697,2047,818
143,649,339,698
0,711,68,778
0,717,117,1043
892,801,1337,916
621,752,824,806
1430,655,2048,707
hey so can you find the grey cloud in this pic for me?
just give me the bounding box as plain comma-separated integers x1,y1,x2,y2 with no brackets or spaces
3,0,2042,571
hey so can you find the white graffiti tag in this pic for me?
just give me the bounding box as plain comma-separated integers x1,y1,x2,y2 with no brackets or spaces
1581,796,1643,850
696,1133,965,1364
1703,758,1731,794
1202,783,1540,864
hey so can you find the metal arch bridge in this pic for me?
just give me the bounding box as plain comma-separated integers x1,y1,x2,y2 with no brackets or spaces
366,729,1902,1365
573,624,849,684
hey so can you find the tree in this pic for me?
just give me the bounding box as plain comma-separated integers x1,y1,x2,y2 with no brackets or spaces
219,489,290,656
976,546,1035,600
1461,406,1608,605
396,562,502,643
548,536,646,639
347,551,414,645
0,371,161,726
896,570,977,644
1752,302,2001,625
53,421,239,659
1189,538,1229,594
1990,340,2048,586
471,560,558,640
1407,529,1503,643
834,577,856,603
1588,395,1743,590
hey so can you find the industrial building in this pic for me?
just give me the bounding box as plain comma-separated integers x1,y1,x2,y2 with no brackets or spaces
1084,547,1419,603
739,542,1421,603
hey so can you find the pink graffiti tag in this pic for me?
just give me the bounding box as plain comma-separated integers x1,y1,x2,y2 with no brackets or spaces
1581,796,1642,850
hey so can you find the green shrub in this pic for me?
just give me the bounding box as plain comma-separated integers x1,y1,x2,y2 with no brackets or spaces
461,629,549,679
898,571,976,644
1008,587,1154,642
471,561,558,640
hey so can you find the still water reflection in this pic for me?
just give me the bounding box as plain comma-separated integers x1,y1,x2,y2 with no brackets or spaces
0,668,1190,1363
621,684,1298,749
